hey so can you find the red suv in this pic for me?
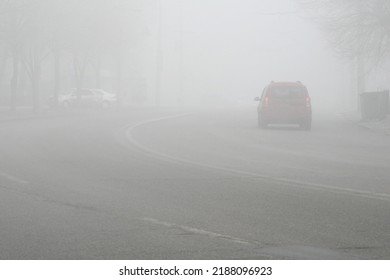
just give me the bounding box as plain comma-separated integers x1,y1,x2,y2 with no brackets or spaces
255,81,312,130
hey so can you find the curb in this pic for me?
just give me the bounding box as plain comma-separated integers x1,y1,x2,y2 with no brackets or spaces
340,112,390,136
358,118,390,136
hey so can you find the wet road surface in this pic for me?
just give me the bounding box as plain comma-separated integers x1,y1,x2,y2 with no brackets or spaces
0,107,389,259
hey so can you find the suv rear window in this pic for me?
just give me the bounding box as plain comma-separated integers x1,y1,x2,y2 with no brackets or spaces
268,86,307,99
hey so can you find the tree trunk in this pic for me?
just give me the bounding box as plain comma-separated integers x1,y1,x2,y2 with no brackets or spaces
53,45,60,107
356,55,365,111
0,48,7,83
115,55,122,106
73,52,86,93
32,59,41,114
10,48,19,112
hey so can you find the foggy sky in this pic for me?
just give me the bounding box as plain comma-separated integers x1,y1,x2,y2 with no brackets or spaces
3,0,388,111
138,0,351,110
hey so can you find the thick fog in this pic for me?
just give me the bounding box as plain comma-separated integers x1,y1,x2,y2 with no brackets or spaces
140,0,352,110
1,0,380,111
1,0,390,262
150,0,346,108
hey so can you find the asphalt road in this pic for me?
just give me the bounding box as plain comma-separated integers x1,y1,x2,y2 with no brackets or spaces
0,107,389,259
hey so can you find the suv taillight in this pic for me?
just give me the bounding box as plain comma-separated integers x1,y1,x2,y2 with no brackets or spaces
264,96,270,107
305,96,311,107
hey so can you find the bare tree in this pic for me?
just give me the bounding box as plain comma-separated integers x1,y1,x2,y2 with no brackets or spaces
47,0,69,107
21,0,52,112
0,0,54,112
297,0,390,108
297,0,390,63
0,0,26,111
1,0,147,110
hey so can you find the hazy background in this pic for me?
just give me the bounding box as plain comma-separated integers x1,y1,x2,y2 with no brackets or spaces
1,0,390,261
1,0,389,112
141,0,351,110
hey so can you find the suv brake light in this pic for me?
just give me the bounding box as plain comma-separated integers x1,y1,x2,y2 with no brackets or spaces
306,96,311,108
264,96,270,107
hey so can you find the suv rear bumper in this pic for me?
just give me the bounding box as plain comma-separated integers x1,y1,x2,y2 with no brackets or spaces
260,110,312,124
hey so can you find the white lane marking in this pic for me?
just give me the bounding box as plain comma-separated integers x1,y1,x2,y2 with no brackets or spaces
0,171,29,185
124,115,390,202
141,217,265,247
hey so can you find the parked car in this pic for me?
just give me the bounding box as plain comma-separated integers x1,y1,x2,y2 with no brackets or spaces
59,88,117,108
255,81,312,130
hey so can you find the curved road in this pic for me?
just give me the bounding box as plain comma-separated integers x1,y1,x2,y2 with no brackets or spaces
0,107,389,259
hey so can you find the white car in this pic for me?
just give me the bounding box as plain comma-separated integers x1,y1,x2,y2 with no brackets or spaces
59,88,117,108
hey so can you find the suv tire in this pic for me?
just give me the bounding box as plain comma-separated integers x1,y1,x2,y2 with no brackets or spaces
300,121,311,131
